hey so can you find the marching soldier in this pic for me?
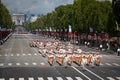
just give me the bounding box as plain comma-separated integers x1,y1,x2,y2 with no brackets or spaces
117,47,120,56
81,55,87,70
64,54,70,68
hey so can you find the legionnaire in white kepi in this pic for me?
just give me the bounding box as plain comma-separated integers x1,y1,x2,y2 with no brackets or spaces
117,47,120,56
81,55,87,70
64,54,70,68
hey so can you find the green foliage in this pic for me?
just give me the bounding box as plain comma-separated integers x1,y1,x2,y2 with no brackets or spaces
27,0,115,34
0,3,13,29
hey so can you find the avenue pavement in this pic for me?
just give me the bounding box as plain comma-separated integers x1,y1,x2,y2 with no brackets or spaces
0,33,120,80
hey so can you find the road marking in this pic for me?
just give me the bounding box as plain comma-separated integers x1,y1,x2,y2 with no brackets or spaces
66,77,73,80
0,54,1,56
0,63,4,66
22,54,26,56
56,77,63,80
28,77,34,80
38,77,44,80
105,63,112,66
100,63,104,66
71,66,91,80
8,63,12,66
33,62,37,65
75,77,83,80
19,78,24,80
116,77,120,80
11,54,13,56
85,68,104,80
5,54,8,56
40,62,45,65
16,63,20,66
28,54,31,56
24,62,29,65
17,54,20,56
113,63,120,66
47,77,54,80
106,77,115,80
0,78,5,80
34,53,37,55
9,78,15,80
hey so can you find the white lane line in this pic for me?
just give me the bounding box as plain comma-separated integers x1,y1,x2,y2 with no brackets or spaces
22,54,26,56
113,63,120,66
71,66,91,80
116,77,120,80
47,77,54,80
0,78,5,80
0,54,1,56
24,62,29,65
16,63,20,66
40,62,45,65
106,77,115,80
5,54,8,56
9,78,15,80
8,63,12,66
28,77,34,80
66,77,73,80
32,62,37,65
56,77,63,80
28,54,31,56
85,68,104,80
75,77,83,80
10,54,13,56
100,63,104,66
105,63,112,66
34,53,37,56
17,54,20,56
0,63,4,66
19,78,24,80
38,77,44,80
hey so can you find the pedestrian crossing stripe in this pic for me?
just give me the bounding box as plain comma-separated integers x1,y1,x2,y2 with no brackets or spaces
9,78,15,80
75,77,83,80
116,77,120,80
19,78,24,80
28,77,34,80
0,77,120,80
38,77,44,80
66,77,73,80
47,77,54,80
56,77,63,80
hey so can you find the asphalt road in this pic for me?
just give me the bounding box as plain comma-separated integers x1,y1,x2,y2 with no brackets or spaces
0,27,120,80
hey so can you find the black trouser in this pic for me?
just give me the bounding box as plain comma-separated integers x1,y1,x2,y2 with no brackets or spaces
118,52,120,56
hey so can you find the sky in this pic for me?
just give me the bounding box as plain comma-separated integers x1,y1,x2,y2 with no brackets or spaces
1,0,73,15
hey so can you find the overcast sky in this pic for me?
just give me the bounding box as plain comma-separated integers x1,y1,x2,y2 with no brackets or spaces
1,0,73,15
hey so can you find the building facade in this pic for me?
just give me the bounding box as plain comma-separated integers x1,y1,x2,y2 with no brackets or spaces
12,13,25,25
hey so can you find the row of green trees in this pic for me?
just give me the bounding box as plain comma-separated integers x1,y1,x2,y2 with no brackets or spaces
0,3,13,29
26,0,117,34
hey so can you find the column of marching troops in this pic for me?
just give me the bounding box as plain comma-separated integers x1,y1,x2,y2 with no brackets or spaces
29,38,101,68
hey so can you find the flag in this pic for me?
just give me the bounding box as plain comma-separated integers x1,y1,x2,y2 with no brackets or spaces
116,21,120,31
68,24,72,32
89,24,93,32
68,24,72,35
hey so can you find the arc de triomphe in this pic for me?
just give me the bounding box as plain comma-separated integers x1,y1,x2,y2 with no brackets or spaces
12,13,25,25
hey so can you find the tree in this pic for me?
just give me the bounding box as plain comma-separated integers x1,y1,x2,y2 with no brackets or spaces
0,3,13,29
